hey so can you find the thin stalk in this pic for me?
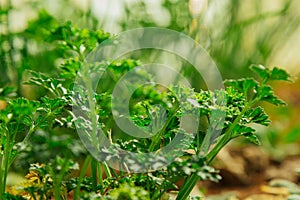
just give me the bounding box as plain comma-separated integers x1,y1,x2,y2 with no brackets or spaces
6,0,15,88
176,174,199,200
0,129,12,197
53,177,62,200
2,144,11,197
23,111,53,145
91,159,98,192
176,99,257,200
110,167,118,177
98,163,104,194
149,105,180,152
0,152,6,197
31,192,37,200
0,167,2,198
0,133,5,197
151,185,168,200
103,162,112,178
206,99,258,164
22,125,35,145
74,155,92,200
83,65,103,148
52,158,72,200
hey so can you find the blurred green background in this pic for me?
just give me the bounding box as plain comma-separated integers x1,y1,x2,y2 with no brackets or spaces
1,0,300,164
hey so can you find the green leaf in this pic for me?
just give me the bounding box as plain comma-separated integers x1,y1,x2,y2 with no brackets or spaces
26,70,67,96
8,98,40,118
270,67,291,81
250,64,269,80
59,58,82,79
231,124,260,145
22,115,33,126
245,107,270,126
258,85,286,105
46,21,110,53
224,78,258,98
232,124,255,136
242,132,260,145
0,87,17,99
250,65,291,83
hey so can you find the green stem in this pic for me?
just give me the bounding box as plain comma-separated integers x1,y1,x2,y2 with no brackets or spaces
176,174,199,200
78,51,100,148
98,163,104,194
0,130,12,197
0,168,2,198
31,192,37,200
0,153,6,197
6,0,15,87
149,105,179,152
0,133,5,197
74,155,92,200
103,162,112,178
110,167,118,177
2,145,11,196
83,64,102,149
151,183,168,200
206,100,256,164
177,99,257,200
22,125,35,144
53,177,61,200
53,158,72,200
91,159,98,192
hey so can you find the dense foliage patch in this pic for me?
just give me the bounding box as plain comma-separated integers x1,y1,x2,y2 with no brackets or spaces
0,15,291,200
